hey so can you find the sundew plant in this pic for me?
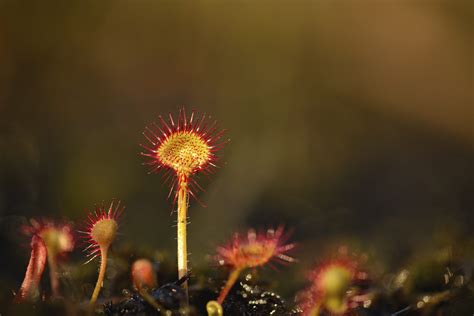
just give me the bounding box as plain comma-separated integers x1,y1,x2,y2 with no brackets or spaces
5,108,472,316
140,108,228,301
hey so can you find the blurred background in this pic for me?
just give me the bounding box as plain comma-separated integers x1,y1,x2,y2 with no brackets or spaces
0,0,472,299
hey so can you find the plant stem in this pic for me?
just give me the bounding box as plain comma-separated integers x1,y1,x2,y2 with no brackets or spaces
309,303,321,316
217,268,242,304
48,255,59,298
177,174,189,304
139,288,167,315
206,300,223,316
15,235,47,303
90,246,108,306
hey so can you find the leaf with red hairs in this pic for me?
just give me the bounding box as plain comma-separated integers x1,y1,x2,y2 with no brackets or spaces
15,235,47,303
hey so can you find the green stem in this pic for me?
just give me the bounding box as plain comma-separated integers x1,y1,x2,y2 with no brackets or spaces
139,288,167,315
217,268,242,304
48,255,60,298
90,246,108,306
177,174,189,304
